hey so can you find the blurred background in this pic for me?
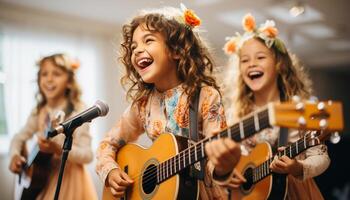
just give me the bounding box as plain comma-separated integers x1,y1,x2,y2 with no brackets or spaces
0,0,349,199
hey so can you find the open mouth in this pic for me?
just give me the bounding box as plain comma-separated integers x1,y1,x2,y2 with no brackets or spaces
137,58,153,69
44,85,56,92
248,71,264,80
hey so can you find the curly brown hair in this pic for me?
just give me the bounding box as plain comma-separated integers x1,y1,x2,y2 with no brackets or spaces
235,37,312,117
120,9,219,104
36,53,82,115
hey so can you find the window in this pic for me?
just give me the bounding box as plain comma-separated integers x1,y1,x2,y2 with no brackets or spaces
0,32,7,135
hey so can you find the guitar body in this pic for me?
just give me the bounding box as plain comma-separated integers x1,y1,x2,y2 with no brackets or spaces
103,133,198,200
17,152,52,200
231,142,287,200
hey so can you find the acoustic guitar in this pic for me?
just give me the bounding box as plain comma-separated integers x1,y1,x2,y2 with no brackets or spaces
16,112,64,200
231,100,344,200
102,100,343,200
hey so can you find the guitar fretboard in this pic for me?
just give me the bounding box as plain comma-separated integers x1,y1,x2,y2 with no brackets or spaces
251,133,319,183
156,109,271,183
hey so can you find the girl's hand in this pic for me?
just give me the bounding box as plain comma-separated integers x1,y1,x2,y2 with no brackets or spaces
225,169,247,189
205,138,241,177
107,168,134,198
269,147,303,177
38,136,62,155
9,154,26,174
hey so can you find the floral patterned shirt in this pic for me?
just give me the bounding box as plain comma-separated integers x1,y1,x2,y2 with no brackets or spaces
96,84,231,199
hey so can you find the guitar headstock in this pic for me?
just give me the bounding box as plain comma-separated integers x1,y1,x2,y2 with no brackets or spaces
268,99,344,132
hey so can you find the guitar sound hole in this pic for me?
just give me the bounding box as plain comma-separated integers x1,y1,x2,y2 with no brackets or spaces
241,167,254,193
142,164,157,194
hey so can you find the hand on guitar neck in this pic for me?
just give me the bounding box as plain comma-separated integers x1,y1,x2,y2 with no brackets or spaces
37,135,62,155
269,146,303,177
205,137,241,177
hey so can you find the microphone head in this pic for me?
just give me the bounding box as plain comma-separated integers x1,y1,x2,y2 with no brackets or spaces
95,100,109,116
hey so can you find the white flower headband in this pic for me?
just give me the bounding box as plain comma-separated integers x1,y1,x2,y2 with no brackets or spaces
223,13,286,55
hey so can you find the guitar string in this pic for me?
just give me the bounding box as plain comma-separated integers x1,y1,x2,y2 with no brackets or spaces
139,112,269,188
242,133,316,183
131,112,266,183
134,111,269,186
135,112,270,187
243,134,314,181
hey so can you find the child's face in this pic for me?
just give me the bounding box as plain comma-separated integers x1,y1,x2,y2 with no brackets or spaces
130,24,180,91
39,60,70,103
239,38,278,93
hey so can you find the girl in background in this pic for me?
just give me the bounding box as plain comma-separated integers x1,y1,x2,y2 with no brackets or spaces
222,14,330,199
9,53,97,200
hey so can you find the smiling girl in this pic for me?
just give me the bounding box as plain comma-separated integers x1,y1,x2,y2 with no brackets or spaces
222,14,330,199
96,4,241,200
9,53,97,200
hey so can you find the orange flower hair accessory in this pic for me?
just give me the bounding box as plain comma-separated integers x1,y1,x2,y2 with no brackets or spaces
223,33,242,55
70,58,80,70
180,3,201,28
242,13,256,32
223,13,286,56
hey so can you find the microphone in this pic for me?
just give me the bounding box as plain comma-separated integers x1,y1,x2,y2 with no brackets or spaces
49,100,109,137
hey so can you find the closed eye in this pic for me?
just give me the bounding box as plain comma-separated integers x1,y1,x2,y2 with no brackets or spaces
145,38,154,44
130,44,137,52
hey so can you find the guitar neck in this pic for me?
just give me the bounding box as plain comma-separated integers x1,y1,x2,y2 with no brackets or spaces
157,108,271,183
24,125,52,169
252,132,319,183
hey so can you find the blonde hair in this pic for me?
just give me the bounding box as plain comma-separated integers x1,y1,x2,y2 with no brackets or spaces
233,38,312,118
120,7,220,105
36,53,82,114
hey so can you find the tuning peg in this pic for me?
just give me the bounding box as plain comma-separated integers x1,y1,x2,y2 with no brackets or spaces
296,102,304,111
308,96,319,103
292,95,301,103
317,102,325,111
298,116,306,126
319,119,328,129
330,132,341,144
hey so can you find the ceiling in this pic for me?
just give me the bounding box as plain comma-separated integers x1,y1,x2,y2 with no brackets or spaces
1,0,350,68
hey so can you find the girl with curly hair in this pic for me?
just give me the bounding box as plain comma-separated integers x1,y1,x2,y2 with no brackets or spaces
96,4,240,200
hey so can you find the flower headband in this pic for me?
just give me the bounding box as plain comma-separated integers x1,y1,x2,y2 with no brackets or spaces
223,13,286,55
39,54,80,71
141,3,201,29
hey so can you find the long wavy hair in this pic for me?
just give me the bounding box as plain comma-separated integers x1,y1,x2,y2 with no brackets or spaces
120,9,219,104
235,37,312,118
36,53,82,115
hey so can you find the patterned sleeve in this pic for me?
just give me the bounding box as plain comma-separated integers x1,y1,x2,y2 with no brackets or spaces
95,103,145,185
9,110,38,158
297,144,330,180
199,86,236,185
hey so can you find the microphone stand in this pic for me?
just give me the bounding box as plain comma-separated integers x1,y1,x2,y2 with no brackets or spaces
53,119,82,200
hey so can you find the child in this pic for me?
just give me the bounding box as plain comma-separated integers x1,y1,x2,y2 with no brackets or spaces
96,4,240,200
222,14,330,199
9,53,97,200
